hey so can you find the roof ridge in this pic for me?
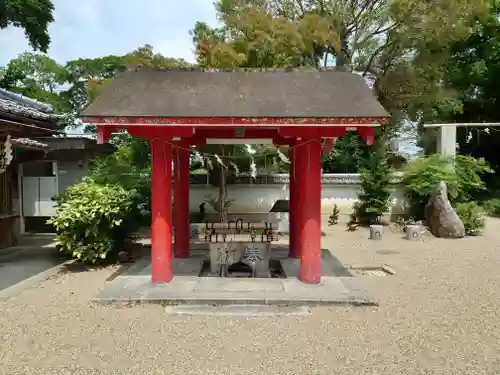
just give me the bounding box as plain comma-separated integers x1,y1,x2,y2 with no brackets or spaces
0,88,54,113
0,97,62,122
127,66,351,73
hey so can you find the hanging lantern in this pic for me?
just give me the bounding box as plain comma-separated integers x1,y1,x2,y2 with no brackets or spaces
0,135,13,174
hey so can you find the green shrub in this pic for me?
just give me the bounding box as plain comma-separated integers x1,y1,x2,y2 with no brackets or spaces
323,131,370,173
354,148,392,225
483,198,500,217
455,202,485,236
90,152,151,225
328,204,340,225
48,180,140,263
402,155,493,219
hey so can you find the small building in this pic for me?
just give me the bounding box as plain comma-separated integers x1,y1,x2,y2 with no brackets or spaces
81,67,390,285
16,136,115,233
0,89,61,248
0,89,114,242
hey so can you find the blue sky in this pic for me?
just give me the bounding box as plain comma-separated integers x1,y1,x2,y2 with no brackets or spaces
0,0,219,66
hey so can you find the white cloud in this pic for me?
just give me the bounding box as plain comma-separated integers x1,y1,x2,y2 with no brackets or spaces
0,0,218,65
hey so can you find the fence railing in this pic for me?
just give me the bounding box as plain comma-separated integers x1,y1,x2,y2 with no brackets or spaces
133,172,402,185
188,172,403,185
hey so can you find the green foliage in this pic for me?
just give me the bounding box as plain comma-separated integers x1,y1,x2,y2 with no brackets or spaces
455,202,485,236
328,205,340,226
200,0,490,121
48,180,140,264
439,1,500,123
401,154,493,218
0,52,71,114
90,136,152,224
323,131,370,173
483,198,500,217
354,147,392,225
191,8,339,68
0,0,55,52
436,3,500,182
0,45,192,128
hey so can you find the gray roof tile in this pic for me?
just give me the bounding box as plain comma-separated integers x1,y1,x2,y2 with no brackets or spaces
0,88,61,122
81,68,390,119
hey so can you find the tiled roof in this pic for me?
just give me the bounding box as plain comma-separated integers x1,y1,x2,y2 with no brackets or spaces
0,88,61,122
81,68,390,119
11,137,49,150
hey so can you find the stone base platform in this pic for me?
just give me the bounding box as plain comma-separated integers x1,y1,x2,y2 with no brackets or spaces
95,252,378,306
94,275,377,306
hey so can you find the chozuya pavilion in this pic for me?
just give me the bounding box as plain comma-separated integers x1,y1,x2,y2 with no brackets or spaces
80,67,390,285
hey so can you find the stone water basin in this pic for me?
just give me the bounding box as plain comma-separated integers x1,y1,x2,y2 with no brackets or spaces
208,241,272,278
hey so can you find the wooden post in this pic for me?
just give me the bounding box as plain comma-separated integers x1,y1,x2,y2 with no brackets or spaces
296,139,322,284
151,137,173,283
288,140,299,258
174,141,190,258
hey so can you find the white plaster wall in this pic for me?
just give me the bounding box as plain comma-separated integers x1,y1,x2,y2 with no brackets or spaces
187,183,406,215
57,160,88,193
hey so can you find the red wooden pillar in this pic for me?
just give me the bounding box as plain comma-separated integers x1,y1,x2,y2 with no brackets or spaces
358,127,375,145
150,137,173,283
288,140,299,258
174,142,191,258
295,139,322,284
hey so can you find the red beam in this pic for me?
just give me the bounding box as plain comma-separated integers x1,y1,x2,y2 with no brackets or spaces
82,116,389,126
126,125,194,139
191,127,280,138
322,138,336,157
96,125,116,144
279,126,347,139
186,128,290,145
358,127,375,145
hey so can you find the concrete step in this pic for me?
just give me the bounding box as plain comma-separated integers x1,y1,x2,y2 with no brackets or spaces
164,304,311,317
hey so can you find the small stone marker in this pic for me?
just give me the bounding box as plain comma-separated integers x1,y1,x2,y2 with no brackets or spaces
405,224,421,241
369,224,383,240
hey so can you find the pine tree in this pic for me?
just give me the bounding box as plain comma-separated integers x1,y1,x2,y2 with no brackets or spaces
354,147,392,225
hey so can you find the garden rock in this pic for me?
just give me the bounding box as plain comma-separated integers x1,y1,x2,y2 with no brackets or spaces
425,181,465,238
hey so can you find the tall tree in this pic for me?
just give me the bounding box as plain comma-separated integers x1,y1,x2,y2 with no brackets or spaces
0,52,70,113
65,44,192,127
0,0,55,52
436,1,500,183
191,8,339,68
193,0,491,126
190,0,492,212
439,0,500,123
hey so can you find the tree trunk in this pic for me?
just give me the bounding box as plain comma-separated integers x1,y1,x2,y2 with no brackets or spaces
217,167,228,223
216,145,228,223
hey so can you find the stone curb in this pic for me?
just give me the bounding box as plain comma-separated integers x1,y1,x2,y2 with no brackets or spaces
164,304,312,316
92,295,379,307
0,260,73,299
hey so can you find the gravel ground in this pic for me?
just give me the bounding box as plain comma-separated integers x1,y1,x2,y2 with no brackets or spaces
1,219,500,374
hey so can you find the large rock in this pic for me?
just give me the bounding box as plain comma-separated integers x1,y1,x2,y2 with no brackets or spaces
425,181,465,238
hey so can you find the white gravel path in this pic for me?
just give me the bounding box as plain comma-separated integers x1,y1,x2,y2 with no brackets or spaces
1,219,500,374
